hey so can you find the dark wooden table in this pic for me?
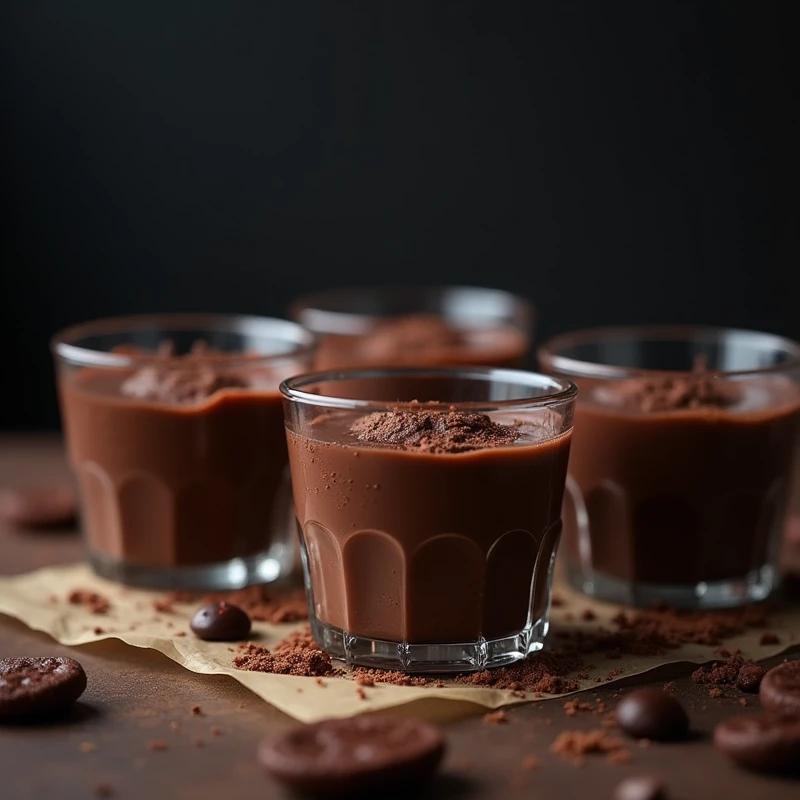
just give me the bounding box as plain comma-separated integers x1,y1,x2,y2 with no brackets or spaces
1,435,798,799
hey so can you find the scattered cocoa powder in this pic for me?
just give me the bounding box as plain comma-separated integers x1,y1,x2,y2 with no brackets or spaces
580,609,597,622
483,710,508,725
454,651,584,694
210,727,221,737
350,667,428,687
708,687,723,698
80,742,96,753
521,755,541,770
662,681,677,694
92,626,105,636
355,688,367,701
193,738,205,748
93,782,114,798
68,589,110,615
315,678,327,687
147,739,167,752
233,639,334,678
691,653,745,686
759,632,780,646
549,729,630,766
190,705,202,716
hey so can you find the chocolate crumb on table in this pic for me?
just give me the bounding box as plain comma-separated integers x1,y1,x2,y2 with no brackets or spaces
521,755,541,770
146,739,167,752
549,729,630,766
190,704,202,716
483,710,508,725
80,742,96,754
67,589,110,615
692,654,746,686
210,726,222,737
93,782,114,798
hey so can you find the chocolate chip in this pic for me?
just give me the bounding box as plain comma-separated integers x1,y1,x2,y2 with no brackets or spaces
0,486,77,529
760,661,800,715
714,714,800,773
615,689,689,741
190,602,251,641
0,656,87,719
258,716,445,796
613,775,668,800
736,664,767,694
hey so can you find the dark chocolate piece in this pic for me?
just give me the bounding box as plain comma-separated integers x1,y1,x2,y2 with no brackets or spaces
258,716,445,796
190,602,252,641
0,657,87,719
615,689,689,741
613,775,668,800
0,486,77,529
760,661,800,715
736,664,767,694
714,714,800,773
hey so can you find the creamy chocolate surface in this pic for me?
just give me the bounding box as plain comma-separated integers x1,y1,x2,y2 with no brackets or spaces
286,407,571,644
59,348,293,570
563,373,800,586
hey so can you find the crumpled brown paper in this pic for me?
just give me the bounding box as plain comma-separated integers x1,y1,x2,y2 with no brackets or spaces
0,563,797,723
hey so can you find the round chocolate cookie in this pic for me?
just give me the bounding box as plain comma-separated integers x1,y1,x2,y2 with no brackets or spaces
258,716,445,796
760,661,800,715
0,486,77,529
714,713,800,773
190,601,251,641
0,657,87,719
615,689,689,741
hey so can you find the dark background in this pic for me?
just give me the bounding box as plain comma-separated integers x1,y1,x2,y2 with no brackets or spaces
2,1,797,431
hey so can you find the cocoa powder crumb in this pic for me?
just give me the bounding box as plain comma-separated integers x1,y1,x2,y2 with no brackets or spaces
193,738,205,748
356,688,367,701
210,727,221,737
350,407,520,454
759,632,780,646
191,705,202,716
93,782,114,798
68,589,110,615
483,710,508,725
739,698,748,707
316,678,328,687
662,681,677,694
454,651,584,694
355,674,375,687
550,729,629,766
93,627,105,636
147,739,167,752
233,638,334,678
521,755,541,770
692,654,745,686
708,687,723,698
580,609,597,622
80,742,96,753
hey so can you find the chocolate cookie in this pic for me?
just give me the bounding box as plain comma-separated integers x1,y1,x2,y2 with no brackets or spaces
760,661,800,715
615,689,689,741
714,714,800,773
258,716,445,796
191,601,252,641
0,657,87,719
0,486,77,529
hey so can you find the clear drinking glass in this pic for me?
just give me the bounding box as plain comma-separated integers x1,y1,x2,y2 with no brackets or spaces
281,367,576,672
52,313,315,589
290,285,534,370
539,325,800,608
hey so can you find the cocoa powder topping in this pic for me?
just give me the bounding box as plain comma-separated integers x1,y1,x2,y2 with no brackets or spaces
350,408,519,453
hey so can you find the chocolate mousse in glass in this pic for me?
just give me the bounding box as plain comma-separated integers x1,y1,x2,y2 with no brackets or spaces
290,285,533,370
538,325,800,609
52,313,315,589
281,367,576,672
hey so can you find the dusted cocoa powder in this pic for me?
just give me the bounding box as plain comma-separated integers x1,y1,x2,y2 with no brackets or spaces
350,408,519,454
68,590,111,615
157,585,308,624
549,729,630,766
233,641,334,678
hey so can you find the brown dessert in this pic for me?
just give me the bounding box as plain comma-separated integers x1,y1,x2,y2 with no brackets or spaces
285,405,571,646
562,369,800,588
313,314,529,370
58,346,294,576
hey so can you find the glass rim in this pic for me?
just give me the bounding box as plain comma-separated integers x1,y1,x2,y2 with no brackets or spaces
538,324,800,380
290,284,534,335
280,366,578,412
51,312,317,369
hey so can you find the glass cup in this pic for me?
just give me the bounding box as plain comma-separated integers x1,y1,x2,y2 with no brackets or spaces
290,285,534,370
281,367,576,672
538,325,800,608
52,313,316,589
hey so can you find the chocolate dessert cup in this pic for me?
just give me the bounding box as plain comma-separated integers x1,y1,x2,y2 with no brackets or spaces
281,367,576,672
290,285,533,370
539,325,800,609
53,313,315,589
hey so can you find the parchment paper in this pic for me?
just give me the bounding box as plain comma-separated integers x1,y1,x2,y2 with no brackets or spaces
0,563,797,723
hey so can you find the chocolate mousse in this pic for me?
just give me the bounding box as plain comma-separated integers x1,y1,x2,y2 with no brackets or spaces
58,343,300,585
562,367,800,595
285,404,572,662
313,314,529,370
